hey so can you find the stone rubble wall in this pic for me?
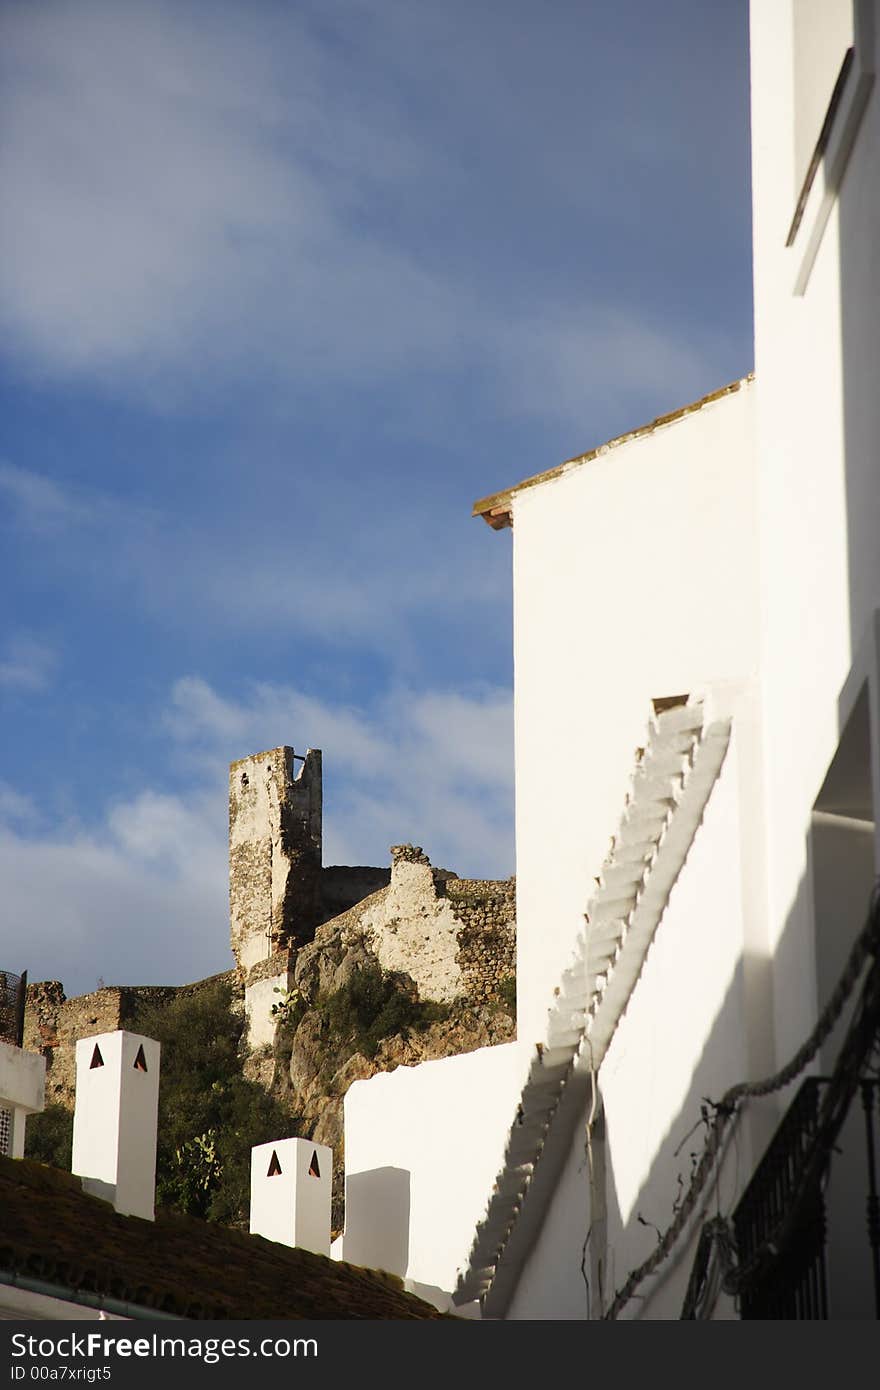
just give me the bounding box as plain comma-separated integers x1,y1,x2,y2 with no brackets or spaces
229,746,322,974
315,845,515,1009
443,876,516,1004
23,972,236,1109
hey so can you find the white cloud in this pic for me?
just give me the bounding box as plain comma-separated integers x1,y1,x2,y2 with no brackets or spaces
0,460,510,659
0,463,91,533
0,781,39,824
0,820,228,994
166,675,514,871
5,672,513,994
0,635,58,692
0,0,458,391
0,0,739,423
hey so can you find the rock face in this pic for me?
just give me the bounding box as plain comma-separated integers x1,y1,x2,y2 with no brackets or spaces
263,892,515,1230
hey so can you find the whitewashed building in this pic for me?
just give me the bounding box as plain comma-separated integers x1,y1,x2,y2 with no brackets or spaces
339,0,880,1318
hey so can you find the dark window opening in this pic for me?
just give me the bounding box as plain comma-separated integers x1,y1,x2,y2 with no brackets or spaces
267,1150,282,1177
308,1150,321,1179
90,1044,104,1069
133,1044,148,1072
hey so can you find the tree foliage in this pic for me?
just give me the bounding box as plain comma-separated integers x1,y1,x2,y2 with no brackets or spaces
135,979,298,1226
24,1103,73,1171
315,965,448,1060
26,980,299,1229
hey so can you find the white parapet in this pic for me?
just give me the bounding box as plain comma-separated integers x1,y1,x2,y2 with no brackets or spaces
71,1030,160,1221
0,1039,46,1159
341,1041,527,1305
250,1136,332,1257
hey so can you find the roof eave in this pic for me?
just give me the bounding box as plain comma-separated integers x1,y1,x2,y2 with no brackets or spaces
471,374,754,531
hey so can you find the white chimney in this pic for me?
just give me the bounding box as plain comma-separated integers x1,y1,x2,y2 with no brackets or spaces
250,1137,332,1256
71,1030,160,1221
0,1039,45,1158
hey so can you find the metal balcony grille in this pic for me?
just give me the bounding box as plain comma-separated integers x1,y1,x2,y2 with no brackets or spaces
0,970,27,1048
733,1075,880,1318
734,1078,829,1318
0,1107,12,1157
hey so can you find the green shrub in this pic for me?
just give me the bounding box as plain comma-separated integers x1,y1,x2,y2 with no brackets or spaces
270,984,307,1031
316,965,448,1059
134,980,299,1226
24,1103,73,1170
498,974,517,1017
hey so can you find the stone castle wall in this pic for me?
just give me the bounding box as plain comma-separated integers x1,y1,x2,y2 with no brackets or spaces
24,973,236,1109
27,745,516,1090
256,845,515,1011
229,746,323,973
443,876,516,1003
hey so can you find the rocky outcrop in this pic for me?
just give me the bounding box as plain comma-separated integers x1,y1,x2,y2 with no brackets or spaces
240,868,516,1232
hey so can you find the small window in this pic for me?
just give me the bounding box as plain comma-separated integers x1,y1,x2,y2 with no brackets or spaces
90,1043,104,1069
133,1044,148,1072
267,1150,282,1177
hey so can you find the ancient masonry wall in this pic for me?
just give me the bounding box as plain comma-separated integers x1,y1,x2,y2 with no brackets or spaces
23,973,236,1109
243,846,515,1018
443,876,516,1003
375,846,515,1007
229,746,323,974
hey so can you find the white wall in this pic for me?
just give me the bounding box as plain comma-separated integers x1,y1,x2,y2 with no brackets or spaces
341,1041,527,1306
0,1040,45,1113
595,739,752,1318
750,0,880,1067
504,1090,593,1320
506,733,753,1318
0,1040,45,1159
244,972,289,1049
503,2,880,1317
512,380,761,1047
793,0,854,186
71,1031,160,1222
338,4,880,1320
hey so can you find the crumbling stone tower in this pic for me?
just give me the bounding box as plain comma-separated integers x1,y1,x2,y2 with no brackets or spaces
229,747,322,973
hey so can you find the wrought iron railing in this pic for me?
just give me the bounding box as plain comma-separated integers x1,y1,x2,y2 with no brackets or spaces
0,970,27,1048
861,1079,880,1317
733,1075,880,1318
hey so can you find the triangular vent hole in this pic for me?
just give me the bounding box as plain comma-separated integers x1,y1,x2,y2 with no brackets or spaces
133,1045,148,1072
308,1150,321,1179
90,1044,104,1070
267,1150,282,1177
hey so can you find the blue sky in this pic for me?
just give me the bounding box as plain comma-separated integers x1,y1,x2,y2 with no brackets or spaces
0,0,753,994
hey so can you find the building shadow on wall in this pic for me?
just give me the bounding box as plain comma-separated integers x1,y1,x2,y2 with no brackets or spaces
598,847,875,1320
341,1166,411,1278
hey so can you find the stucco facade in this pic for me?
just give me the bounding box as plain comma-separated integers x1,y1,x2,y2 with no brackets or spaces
340,0,880,1319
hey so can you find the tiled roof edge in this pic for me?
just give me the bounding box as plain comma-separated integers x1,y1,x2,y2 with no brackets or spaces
472,374,755,529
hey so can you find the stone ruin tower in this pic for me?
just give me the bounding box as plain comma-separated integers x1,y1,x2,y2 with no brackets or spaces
229,746,322,974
